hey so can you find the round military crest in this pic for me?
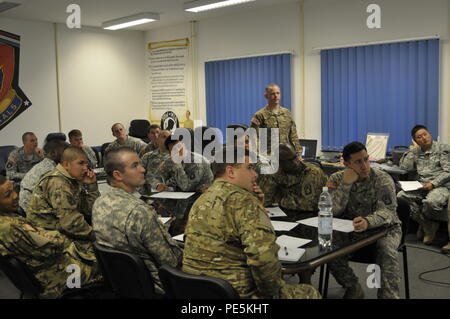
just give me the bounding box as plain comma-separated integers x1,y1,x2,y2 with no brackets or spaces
160,111,179,132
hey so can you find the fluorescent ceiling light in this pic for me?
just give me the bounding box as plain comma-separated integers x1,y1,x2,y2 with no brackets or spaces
102,12,160,30
184,0,256,13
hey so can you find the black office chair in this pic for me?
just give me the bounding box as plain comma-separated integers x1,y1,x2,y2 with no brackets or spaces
91,146,103,167
100,142,111,158
0,145,16,176
158,265,240,299
0,255,105,299
93,242,157,299
0,255,42,299
129,119,150,143
318,201,411,299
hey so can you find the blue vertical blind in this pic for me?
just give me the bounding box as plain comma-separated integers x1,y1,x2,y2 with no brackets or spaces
321,39,439,151
205,53,292,139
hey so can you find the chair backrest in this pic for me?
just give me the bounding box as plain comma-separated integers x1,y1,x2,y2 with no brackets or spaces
0,145,16,174
93,242,156,299
158,265,239,299
0,256,42,298
100,142,111,158
91,146,103,167
129,119,150,143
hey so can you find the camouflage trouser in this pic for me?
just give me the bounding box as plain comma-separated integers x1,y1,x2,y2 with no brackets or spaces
327,225,402,299
279,282,322,299
397,187,450,223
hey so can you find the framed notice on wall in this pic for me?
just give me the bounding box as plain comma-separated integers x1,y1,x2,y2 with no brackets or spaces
148,38,190,124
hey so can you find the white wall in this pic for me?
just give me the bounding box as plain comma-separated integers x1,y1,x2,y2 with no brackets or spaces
303,0,450,147
0,18,59,146
0,19,146,147
56,25,146,146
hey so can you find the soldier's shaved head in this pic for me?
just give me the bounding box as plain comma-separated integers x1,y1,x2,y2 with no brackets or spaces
61,146,87,163
104,147,136,184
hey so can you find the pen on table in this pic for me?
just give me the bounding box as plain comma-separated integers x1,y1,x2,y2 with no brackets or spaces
284,246,288,256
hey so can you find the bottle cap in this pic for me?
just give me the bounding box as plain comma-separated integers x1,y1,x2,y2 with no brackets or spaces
322,187,328,192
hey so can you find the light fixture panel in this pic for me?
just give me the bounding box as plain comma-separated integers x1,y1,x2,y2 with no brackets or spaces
184,0,256,13
102,12,160,30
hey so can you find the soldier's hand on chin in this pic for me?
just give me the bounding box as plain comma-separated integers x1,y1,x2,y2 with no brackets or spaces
343,168,359,185
82,169,97,184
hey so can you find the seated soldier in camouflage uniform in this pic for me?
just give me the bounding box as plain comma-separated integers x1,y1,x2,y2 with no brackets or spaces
142,124,161,155
27,146,99,248
19,140,69,214
6,132,44,187
397,125,450,249
0,175,101,298
151,135,214,234
182,146,321,299
105,123,147,156
140,130,172,195
68,129,98,169
259,144,327,219
92,147,183,295
327,142,402,299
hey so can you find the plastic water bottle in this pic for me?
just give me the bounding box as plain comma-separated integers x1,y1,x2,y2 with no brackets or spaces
318,187,333,249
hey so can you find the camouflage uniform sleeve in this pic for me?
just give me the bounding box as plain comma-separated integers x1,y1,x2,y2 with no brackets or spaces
259,174,279,207
198,163,214,191
85,147,98,168
364,171,398,228
399,150,416,171
6,149,25,181
234,196,282,298
329,172,352,217
127,205,182,267
0,220,66,259
152,159,182,189
288,117,303,155
430,145,450,187
47,178,93,240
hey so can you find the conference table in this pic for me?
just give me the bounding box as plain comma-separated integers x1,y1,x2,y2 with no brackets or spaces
273,209,388,293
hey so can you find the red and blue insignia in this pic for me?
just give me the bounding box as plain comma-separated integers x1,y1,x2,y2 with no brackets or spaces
0,30,32,131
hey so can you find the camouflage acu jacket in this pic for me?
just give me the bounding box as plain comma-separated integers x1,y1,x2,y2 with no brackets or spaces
182,180,286,299
26,164,99,243
0,211,100,298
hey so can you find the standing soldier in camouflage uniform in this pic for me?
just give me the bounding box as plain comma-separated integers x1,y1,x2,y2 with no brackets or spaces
327,142,401,299
250,84,303,157
260,144,327,217
68,129,98,169
142,124,161,155
27,146,99,248
92,147,183,295
105,123,147,156
19,140,69,214
182,146,321,299
6,132,44,187
0,175,101,298
397,125,450,248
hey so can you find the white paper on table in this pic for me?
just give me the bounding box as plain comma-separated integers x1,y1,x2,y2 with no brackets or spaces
267,207,288,218
276,235,311,248
297,217,355,233
277,247,306,262
270,221,299,231
150,192,195,199
158,217,171,224
172,234,185,242
398,181,423,192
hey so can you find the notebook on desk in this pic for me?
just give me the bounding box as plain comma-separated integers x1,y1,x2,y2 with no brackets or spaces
299,139,317,159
